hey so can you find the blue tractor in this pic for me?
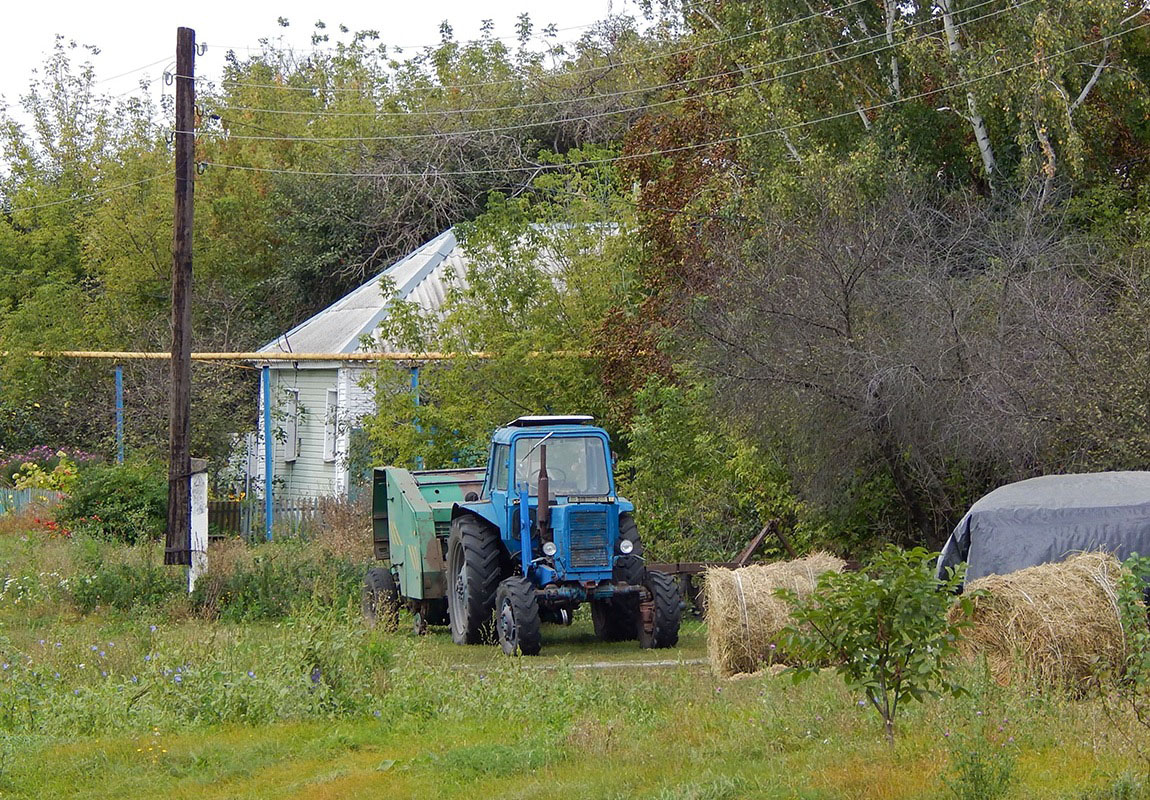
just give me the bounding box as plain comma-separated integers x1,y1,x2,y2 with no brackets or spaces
444,415,682,655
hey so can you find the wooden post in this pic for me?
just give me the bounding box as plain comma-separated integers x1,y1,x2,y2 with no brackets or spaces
165,26,195,566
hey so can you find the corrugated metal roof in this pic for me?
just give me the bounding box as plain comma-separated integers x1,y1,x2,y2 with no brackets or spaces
260,229,464,356
258,224,604,360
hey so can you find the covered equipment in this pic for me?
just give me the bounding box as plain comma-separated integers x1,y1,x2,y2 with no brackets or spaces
937,471,1150,584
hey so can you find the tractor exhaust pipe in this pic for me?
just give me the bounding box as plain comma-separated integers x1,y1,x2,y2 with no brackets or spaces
537,444,551,535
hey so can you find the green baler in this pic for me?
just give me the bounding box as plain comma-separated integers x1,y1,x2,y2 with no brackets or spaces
365,466,484,632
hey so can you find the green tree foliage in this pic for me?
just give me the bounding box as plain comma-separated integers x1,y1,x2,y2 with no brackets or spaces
781,547,971,744
2,5,1150,557
363,153,637,468
617,378,822,560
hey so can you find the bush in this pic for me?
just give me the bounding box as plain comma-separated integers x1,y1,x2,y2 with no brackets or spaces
71,562,182,613
0,446,96,489
57,461,167,543
191,542,364,622
781,546,971,744
69,537,181,612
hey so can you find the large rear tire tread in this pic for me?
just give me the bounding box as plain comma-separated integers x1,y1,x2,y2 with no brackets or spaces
447,514,506,645
495,577,542,656
640,569,682,649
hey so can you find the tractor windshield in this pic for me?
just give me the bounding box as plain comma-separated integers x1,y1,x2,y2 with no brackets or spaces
513,435,610,497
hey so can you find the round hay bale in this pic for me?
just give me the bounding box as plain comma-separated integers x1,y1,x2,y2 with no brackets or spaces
949,551,1126,691
704,552,845,678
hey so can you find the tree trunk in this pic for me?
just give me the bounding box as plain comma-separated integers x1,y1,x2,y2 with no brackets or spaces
938,0,997,189
884,0,902,99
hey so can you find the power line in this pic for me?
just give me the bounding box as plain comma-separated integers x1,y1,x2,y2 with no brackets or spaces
94,56,172,86
209,0,1015,120
2,175,166,214
202,20,1150,181
208,0,867,96
181,0,1030,146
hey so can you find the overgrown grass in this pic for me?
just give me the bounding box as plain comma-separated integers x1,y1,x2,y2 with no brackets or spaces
0,526,1144,798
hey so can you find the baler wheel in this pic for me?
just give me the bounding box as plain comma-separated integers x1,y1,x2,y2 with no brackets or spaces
446,514,505,645
495,577,542,656
638,570,682,649
362,567,400,631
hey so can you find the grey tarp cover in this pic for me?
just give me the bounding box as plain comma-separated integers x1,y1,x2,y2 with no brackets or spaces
937,471,1150,583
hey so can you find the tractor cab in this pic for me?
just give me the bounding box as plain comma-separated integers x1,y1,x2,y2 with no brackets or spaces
445,415,681,655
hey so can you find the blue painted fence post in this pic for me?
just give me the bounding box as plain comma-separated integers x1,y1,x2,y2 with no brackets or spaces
114,366,124,464
411,365,424,470
262,365,274,541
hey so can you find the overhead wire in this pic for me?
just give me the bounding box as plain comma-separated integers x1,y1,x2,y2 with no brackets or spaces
185,0,1031,146
2,175,167,214
94,56,172,86
201,19,1150,181
207,0,867,95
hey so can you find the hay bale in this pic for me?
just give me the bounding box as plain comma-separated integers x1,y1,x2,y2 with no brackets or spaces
704,552,845,678
950,551,1126,690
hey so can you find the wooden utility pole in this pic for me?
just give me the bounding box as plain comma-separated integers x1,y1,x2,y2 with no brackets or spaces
165,26,195,566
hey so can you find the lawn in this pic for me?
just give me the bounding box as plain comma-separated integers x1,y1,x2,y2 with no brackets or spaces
0,528,1144,799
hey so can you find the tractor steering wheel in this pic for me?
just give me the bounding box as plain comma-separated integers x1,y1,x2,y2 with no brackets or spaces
529,468,568,493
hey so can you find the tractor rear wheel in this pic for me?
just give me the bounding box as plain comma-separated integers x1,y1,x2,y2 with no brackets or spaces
613,513,646,585
591,595,639,642
638,570,682,649
446,514,505,645
495,577,542,656
362,567,400,631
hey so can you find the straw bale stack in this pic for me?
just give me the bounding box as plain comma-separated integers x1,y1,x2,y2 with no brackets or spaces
704,552,845,678
950,551,1126,690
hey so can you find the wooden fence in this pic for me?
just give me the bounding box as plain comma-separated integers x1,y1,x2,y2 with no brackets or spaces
0,489,66,515
208,497,323,540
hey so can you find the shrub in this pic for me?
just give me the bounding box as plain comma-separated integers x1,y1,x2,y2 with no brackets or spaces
191,542,364,622
1108,553,1150,771
0,446,97,488
57,461,167,543
71,563,182,613
69,538,181,613
781,546,971,744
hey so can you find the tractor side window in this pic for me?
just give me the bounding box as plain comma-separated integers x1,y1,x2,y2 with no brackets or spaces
491,444,510,491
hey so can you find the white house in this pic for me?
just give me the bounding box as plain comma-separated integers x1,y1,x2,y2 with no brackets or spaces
254,228,466,501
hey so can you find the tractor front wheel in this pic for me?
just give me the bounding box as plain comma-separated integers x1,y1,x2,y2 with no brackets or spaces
495,577,542,656
638,570,682,649
446,514,505,645
362,567,400,631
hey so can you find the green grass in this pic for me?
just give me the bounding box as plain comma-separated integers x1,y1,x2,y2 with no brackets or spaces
0,528,1145,799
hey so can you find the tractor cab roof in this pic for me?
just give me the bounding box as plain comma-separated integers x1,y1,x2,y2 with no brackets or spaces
491,416,607,445
505,415,594,427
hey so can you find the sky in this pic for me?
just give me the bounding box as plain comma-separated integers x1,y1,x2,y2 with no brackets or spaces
1,0,637,113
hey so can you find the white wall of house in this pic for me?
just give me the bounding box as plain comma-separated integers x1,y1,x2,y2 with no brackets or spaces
254,364,377,501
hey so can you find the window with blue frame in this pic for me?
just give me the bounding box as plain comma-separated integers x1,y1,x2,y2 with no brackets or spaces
512,436,609,496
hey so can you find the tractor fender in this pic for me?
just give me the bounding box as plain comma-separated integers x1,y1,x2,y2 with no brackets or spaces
451,502,501,531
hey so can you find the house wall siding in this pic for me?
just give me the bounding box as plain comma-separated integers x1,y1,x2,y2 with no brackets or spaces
254,365,379,501
266,367,343,500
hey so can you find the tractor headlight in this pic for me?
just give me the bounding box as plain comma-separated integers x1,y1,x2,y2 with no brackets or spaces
542,541,557,557
619,539,634,555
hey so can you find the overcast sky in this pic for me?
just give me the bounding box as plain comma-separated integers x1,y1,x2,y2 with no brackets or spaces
1,0,637,114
